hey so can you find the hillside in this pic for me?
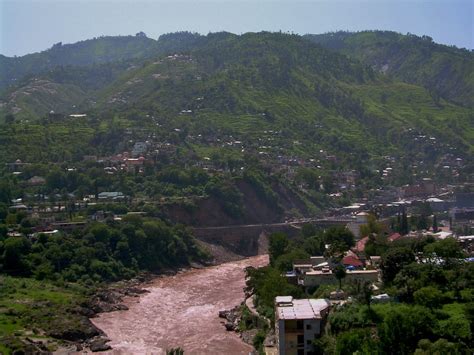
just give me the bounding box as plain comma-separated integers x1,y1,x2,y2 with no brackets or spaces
305,31,474,107
0,32,210,119
93,32,473,160
0,34,153,89
0,32,472,206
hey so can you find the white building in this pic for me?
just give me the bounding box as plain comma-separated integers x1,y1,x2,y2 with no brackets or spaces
275,297,330,355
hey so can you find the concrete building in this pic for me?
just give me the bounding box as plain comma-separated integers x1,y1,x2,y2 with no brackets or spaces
303,269,379,288
347,212,369,239
131,141,148,158
275,297,330,355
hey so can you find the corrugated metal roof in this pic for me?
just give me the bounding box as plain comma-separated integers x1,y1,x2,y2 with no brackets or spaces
276,298,330,320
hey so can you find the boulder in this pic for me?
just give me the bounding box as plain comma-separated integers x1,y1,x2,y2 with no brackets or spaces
218,310,229,319
48,316,103,341
224,322,235,331
89,338,112,352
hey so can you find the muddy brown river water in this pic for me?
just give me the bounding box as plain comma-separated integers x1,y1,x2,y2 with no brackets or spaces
91,254,269,355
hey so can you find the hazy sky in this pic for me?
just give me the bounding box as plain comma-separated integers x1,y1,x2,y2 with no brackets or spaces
1,0,473,56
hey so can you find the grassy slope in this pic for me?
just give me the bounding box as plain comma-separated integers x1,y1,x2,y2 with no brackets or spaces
0,276,86,354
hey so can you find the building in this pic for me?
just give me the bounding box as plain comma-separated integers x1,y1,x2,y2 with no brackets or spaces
26,176,46,186
399,179,436,198
131,141,148,157
346,212,369,239
303,269,379,288
454,193,474,208
98,191,126,201
275,297,330,355
388,232,402,242
353,236,369,253
124,156,145,173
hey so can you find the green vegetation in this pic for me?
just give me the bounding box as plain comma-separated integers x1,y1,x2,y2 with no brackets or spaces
0,30,472,353
0,208,209,352
0,215,208,282
0,276,88,353
306,30,474,107
245,221,473,354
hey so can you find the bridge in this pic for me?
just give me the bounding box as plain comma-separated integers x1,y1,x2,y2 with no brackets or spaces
191,218,351,256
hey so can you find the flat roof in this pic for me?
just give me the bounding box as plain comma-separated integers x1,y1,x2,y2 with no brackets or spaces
293,263,313,268
276,298,330,320
305,269,378,276
276,296,293,304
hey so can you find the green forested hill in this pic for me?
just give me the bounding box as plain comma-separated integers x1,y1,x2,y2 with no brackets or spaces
0,31,205,91
0,34,155,89
0,32,208,118
1,31,473,169
94,32,473,158
305,31,474,107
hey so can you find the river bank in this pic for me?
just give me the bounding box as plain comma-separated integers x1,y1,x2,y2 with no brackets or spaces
90,254,269,354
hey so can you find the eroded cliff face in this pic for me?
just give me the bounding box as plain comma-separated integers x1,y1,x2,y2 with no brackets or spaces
162,180,312,227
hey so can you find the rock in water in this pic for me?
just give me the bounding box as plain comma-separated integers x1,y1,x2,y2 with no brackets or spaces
224,322,235,331
89,338,112,352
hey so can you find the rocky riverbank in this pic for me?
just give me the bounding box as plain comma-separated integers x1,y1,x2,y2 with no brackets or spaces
51,275,158,353
219,304,260,348
53,243,244,352
54,243,237,352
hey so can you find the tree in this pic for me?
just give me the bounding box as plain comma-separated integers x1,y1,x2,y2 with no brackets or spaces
400,209,409,235
303,235,324,256
2,236,31,274
381,247,415,283
415,338,459,354
301,223,317,238
352,280,374,310
275,248,309,272
378,304,436,354
323,226,355,250
334,264,346,290
432,214,438,233
269,232,289,266
4,114,15,124
335,328,377,355
0,180,12,204
359,214,383,237
423,238,464,265
46,168,66,191
413,286,443,308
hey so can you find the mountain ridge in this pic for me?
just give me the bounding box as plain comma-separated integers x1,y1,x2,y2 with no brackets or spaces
304,30,474,107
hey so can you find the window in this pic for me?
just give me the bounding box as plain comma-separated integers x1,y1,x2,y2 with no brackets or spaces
306,324,312,330
297,320,304,330
297,350,305,355
297,334,304,345
307,340,312,345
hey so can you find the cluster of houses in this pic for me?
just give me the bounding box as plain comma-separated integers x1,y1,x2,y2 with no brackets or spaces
287,251,380,290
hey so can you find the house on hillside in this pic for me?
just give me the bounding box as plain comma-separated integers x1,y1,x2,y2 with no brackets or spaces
98,191,126,201
303,269,379,288
275,297,330,355
388,232,402,242
353,236,369,254
342,252,364,269
26,176,46,186
346,212,369,239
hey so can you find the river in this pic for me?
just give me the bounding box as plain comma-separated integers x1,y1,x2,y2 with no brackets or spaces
91,254,269,354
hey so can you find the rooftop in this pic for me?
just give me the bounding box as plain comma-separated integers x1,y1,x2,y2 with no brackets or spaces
276,298,330,320
305,269,378,276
